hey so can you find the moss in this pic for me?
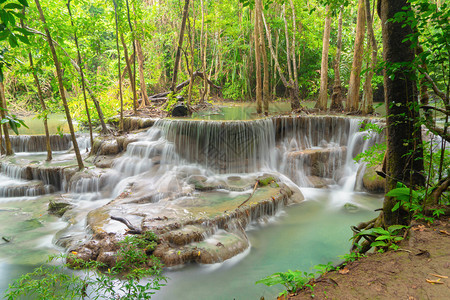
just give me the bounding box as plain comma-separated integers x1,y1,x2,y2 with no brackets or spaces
258,176,276,187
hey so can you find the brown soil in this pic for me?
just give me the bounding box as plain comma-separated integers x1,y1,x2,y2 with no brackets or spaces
289,217,450,300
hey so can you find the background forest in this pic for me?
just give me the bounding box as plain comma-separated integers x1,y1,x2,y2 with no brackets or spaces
1,0,389,123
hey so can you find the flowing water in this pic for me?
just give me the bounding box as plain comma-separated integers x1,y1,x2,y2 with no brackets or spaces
0,107,384,298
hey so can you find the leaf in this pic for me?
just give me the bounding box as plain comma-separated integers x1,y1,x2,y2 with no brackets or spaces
3,3,23,10
18,0,29,7
388,225,408,233
8,33,18,48
371,241,387,247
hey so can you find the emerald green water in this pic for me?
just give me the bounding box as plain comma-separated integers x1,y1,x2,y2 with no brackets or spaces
9,114,70,135
154,188,382,299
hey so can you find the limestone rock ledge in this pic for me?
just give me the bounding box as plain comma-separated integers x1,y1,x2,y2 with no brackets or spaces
68,175,303,267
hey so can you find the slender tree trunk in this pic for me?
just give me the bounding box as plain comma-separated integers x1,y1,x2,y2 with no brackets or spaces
261,11,300,110
113,0,124,131
379,0,425,226
283,4,293,84
135,39,150,107
290,0,299,102
20,11,51,159
171,0,190,91
67,0,93,148
125,0,137,113
254,3,262,114
120,32,137,111
29,54,52,161
315,5,331,110
0,82,12,155
26,26,108,133
35,0,83,170
0,120,4,155
330,6,344,111
187,0,195,107
361,0,377,115
346,0,366,112
259,0,269,115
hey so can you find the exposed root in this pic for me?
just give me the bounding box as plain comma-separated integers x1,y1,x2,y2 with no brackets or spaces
111,216,142,234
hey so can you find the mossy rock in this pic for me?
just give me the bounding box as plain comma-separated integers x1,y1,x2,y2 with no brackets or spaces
257,175,277,187
48,199,73,217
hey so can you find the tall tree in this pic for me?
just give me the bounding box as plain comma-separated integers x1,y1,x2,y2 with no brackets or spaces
254,0,263,114
171,0,190,91
125,0,137,114
346,0,366,112
67,0,93,148
0,81,12,155
34,0,84,170
378,0,425,226
112,0,124,131
361,0,378,115
21,11,52,161
259,0,269,115
330,6,344,111
315,5,332,111
261,10,300,111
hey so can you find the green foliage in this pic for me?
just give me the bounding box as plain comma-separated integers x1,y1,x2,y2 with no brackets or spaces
5,232,166,299
256,269,314,297
354,122,386,167
351,225,409,252
0,110,28,134
164,92,177,112
337,252,365,264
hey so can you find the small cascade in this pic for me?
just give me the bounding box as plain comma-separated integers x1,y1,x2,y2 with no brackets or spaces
5,134,91,153
67,173,102,201
7,134,72,152
0,162,27,179
274,116,380,188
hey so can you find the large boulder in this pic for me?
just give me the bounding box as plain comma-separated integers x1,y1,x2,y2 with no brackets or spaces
362,165,385,193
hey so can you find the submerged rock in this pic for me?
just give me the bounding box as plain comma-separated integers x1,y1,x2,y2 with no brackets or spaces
48,198,73,217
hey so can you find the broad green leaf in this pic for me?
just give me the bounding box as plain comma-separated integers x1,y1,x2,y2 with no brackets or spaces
371,241,387,247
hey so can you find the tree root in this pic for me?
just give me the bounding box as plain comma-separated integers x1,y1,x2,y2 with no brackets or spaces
238,182,259,208
111,216,142,234
350,216,383,254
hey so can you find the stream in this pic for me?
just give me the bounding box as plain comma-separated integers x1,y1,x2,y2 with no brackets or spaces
0,105,384,298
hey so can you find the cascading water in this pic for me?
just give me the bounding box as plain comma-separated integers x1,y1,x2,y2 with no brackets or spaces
0,113,386,298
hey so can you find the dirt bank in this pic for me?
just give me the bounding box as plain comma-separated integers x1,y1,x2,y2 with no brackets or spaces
289,216,450,300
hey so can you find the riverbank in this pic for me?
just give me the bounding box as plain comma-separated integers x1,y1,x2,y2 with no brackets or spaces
288,216,450,300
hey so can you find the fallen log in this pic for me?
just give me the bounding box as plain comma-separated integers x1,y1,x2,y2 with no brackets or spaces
149,71,221,100
111,216,142,234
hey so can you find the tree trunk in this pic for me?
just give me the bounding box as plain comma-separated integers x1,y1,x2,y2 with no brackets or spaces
29,54,52,161
0,119,4,155
330,6,344,111
171,0,190,91
379,0,425,226
125,0,137,114
261,11,300,110
346,0,366,112
135,39,150,107
290,0,299,106
120,32,137,112
361,0,377,115
259,0,270,116
254,2,262,114
0,82,12,155
20,11,52,160
113,0,124,131
67,0,93,148
34,0,84,170
186,0,195,107
315,5,331,111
